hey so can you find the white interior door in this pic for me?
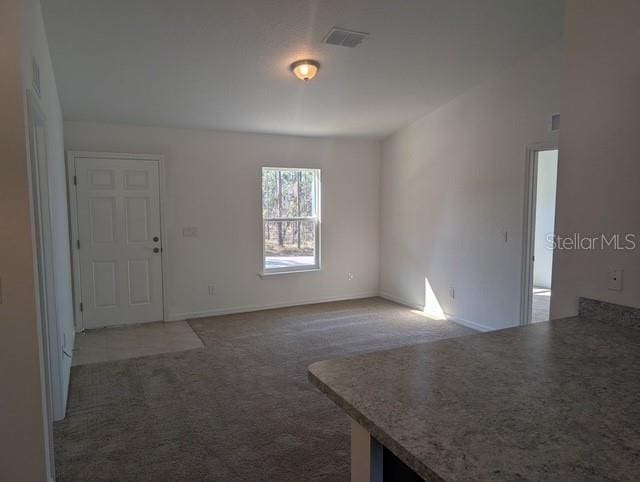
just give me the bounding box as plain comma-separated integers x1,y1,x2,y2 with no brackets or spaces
75,157,163,328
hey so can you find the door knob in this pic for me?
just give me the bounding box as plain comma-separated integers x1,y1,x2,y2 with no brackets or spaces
153,247,160,253
153,236,159,242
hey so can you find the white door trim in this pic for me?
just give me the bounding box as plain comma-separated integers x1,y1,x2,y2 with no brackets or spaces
520,141,558,325
66,151,169,331
25,89,58,478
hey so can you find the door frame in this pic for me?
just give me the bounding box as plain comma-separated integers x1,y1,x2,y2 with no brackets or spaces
519,141,558,325
25,89,58,478
66,151,169,331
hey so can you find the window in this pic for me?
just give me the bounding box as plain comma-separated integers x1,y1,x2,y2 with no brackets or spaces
262,167,320,274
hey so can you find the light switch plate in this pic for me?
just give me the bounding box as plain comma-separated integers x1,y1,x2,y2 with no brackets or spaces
608,269,623,291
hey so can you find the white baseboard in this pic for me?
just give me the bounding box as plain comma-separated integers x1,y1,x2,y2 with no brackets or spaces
443,313,492,332
166,291,380,321
167,289,495,332
378,291,423,311
379,291,493,332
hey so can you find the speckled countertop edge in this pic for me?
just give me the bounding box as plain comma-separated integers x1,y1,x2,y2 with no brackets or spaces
308,366,445,481
307,315,596,481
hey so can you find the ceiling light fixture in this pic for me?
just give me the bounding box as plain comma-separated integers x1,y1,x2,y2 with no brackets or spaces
290,59,320,81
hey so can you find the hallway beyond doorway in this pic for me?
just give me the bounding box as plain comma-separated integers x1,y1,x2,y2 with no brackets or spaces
532,287,551,322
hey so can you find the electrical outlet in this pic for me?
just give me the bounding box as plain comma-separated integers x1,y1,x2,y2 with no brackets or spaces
208,284,216,296
449,287,455,300
347,272,355,281
608,269,623,291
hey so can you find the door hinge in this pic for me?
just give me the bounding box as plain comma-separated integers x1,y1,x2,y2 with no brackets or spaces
79,302,83,312
73,175,77,185
77,239,80,249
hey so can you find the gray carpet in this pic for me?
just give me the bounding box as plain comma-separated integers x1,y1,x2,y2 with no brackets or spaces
54,297,474,481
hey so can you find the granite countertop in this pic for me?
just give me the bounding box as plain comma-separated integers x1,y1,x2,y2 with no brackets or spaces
308,313,640,481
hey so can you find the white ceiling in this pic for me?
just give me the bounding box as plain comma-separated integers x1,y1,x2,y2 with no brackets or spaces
42,0,564,138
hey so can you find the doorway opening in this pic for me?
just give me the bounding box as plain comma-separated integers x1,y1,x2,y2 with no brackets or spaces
521,147,558,324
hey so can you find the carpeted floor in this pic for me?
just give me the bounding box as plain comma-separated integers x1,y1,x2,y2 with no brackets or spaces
54,297,474,481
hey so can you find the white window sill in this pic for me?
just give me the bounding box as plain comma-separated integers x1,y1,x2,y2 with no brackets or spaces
258,267,321,278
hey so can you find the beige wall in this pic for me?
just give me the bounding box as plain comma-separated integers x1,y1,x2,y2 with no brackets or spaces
380,42,563,331
551,0,640,317
64,122,381,320
0,0,47,479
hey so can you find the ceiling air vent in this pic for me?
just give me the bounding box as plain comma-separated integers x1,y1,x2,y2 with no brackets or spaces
323,27,369,48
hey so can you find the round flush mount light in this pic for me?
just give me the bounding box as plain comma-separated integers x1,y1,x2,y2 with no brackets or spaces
290,59,320,81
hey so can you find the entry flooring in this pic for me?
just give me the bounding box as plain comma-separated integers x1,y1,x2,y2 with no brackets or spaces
55,298,474,481
72,320,204,366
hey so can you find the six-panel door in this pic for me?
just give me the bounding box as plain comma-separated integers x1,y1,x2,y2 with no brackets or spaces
75,157,163,328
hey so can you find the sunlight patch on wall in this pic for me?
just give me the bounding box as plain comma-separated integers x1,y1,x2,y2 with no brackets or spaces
423,276,446,320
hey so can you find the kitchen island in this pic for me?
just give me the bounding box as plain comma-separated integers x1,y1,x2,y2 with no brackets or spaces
308,298,640,481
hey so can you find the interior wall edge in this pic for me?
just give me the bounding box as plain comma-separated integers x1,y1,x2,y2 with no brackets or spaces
379,41,563,331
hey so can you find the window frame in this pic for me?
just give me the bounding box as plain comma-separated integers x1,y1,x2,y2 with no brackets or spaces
260,166,321,276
